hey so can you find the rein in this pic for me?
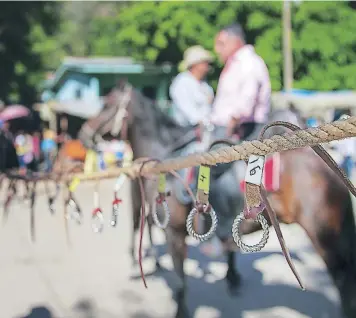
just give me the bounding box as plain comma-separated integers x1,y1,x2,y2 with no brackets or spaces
217,118,356,290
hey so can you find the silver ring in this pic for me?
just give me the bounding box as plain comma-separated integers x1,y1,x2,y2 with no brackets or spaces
186,205,218,241
110,204,119,227
92,211,104,233
67,199,82,225
153,199,170,229
232,212,269,253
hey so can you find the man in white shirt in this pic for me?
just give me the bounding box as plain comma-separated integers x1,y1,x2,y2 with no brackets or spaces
211,23,271,140
170,45,214,127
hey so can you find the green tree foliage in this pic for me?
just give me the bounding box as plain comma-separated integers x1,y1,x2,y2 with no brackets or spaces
0,1,59,104
89,1,356,91
30,1,130,70
2,1,356,104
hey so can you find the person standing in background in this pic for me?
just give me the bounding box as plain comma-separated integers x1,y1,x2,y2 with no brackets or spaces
41,129,57,172
169,45,214,127
32,131,41,163
14,132,27,172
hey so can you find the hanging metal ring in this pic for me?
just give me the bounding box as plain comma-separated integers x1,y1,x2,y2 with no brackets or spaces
48,197,55,214
66,198,82,225
232,212,269,253
110,199,122,227
110,175,126,227
153,196,170,229
186,204,218,242
92,208,104,233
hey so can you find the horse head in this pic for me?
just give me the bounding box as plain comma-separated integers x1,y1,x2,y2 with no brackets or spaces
104,81,198,161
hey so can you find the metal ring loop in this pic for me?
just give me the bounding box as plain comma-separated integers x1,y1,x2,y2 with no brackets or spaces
48,197,55,214
110,204,119,227
186,205,218,242
232,212,269,253
67,199,82,225
92,211,104,233
153,198,170,229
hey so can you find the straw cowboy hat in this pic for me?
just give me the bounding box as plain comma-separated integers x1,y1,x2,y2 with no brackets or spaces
179,45,213,71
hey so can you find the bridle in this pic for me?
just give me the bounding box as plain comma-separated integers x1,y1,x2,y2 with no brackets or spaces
109,83,133,141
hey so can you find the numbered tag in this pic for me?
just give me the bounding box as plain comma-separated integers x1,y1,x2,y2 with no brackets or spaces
197,165,210,194
84,150,97,174
69,177,81,193
245,155,265,186
158,173,166,194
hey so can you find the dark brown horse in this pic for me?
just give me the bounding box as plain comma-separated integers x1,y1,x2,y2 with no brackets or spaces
74,82,198,269
166,112,356,318
74,83,356,318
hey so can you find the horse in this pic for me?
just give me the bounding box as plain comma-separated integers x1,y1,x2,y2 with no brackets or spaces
166,109,356,318
53,83,356,317
68,82,198,269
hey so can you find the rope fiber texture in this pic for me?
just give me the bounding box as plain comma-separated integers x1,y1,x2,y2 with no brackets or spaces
66,116,356,182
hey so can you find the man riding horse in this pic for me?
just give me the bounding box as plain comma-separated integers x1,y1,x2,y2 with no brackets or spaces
211,23,271,141
172,23,272,244
170,45,214,127
199,22,272,262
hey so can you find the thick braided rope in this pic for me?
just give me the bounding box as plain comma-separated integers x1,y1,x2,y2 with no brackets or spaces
65,116,356,181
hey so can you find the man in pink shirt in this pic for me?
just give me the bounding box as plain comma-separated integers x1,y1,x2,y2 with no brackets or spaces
211,23,271,140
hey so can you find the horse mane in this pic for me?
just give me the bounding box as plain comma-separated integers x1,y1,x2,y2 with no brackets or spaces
129,88,194,146
264,108,305,139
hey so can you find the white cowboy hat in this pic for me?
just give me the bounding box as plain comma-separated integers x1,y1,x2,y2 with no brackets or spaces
179,45,213,71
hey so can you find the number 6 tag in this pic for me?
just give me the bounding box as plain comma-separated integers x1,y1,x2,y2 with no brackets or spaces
245,155,265,186
232,154,269,253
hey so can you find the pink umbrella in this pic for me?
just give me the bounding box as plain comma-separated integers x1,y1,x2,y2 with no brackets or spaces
0,105,30,121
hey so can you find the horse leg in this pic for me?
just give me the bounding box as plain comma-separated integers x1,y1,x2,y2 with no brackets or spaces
210,164,244,294
167,226,189,318
44,180,55,214
30,181,37,242
225,249,241,295
3,179,15,223
166,194,190,318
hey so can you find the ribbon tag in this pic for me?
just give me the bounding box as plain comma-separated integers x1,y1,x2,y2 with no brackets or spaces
123,143,133,167
158,173,166,194
69,177,81,193
245,155,265,186
244,155,265,217
197,165,210,204
84,149,97,174
197,165,210,193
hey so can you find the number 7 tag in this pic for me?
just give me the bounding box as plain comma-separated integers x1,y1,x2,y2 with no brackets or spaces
245,155,265,186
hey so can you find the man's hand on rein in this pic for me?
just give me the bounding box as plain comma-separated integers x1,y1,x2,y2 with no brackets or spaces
226,117,239,137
